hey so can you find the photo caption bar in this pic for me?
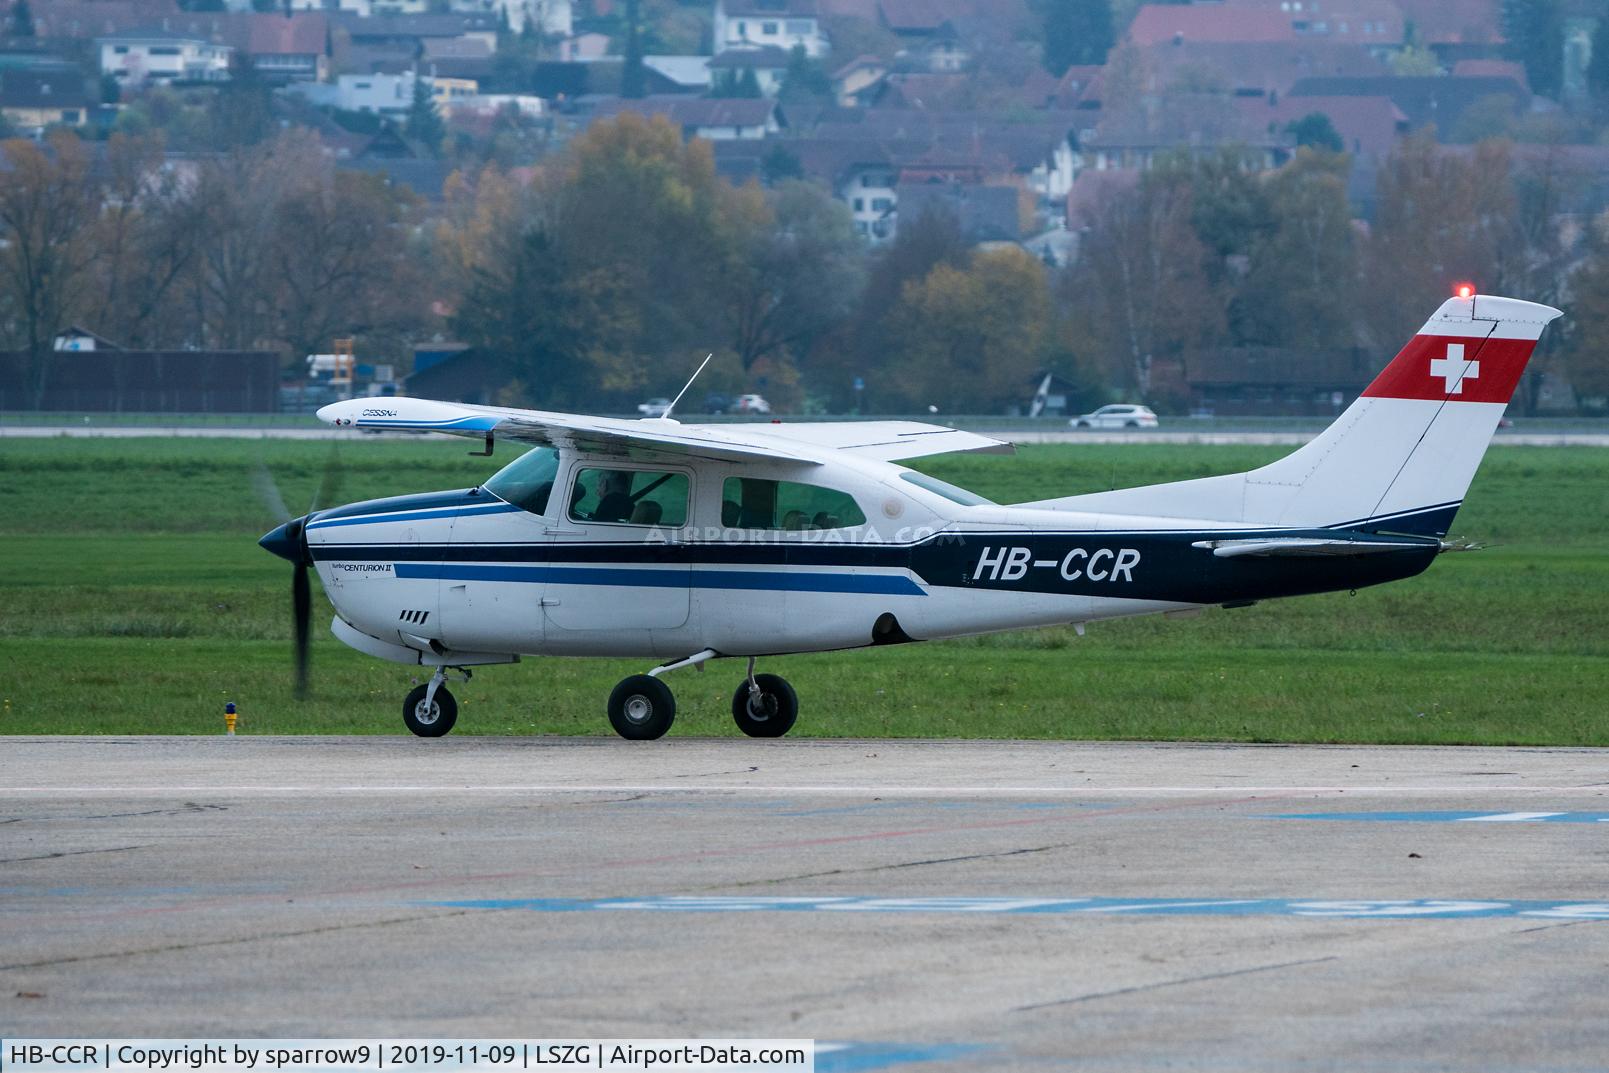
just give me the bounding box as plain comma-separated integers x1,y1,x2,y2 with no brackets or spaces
1,1041,813,1073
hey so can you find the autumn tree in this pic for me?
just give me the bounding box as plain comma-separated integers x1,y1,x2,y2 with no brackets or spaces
1562,213,1609,406
885,247,1053,413
1359,135,1521,351
720,179,863,374
0,133,102,407
89,133,210,350
268,170,423,361
1070,171,1224,394
1234,149,1357,350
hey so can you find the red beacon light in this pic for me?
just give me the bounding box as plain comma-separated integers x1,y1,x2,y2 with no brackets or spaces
1455,283,1474,300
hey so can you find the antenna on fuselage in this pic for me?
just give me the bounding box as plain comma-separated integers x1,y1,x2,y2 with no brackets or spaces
659,353,713,422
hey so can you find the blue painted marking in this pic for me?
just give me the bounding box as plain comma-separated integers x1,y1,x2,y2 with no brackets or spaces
393,562,926,596
359,416,500,432
1275,811,1609,824
817,1043,981,1072
308,503,520,530
424,895,1609,919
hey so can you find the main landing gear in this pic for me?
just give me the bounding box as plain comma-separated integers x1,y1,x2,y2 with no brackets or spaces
606,651,799,741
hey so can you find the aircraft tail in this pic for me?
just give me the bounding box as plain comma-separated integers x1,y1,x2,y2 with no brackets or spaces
1023,293,1562,535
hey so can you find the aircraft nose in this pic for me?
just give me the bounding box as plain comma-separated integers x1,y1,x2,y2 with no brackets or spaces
259,516,309,564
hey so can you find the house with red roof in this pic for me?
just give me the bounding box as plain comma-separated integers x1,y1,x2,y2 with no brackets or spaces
1125,3,1297,46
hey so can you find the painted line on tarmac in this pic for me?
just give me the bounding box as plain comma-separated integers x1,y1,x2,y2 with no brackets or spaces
6,785,1609,798
424,895,1609,920
1275,811,1609,823
818,1043,980,1071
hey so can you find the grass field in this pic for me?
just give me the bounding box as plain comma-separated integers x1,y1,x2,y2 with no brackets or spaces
1,437,1605,743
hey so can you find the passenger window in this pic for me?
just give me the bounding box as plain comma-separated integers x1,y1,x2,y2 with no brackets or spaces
482,446,560,516
721,477,867,530
569,468,689,527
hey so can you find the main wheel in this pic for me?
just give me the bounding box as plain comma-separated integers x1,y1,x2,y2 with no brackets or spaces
608,674,676,740
403,683,457,737
732,673,798,738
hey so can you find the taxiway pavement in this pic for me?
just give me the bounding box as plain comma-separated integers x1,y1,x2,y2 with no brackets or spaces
4,737,1607,1071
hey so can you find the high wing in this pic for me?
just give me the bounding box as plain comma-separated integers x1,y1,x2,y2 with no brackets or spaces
318,397,819,464
727,421,1013,462
317,398,1012,465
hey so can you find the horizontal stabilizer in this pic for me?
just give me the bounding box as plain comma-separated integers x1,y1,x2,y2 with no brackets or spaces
1192,537,1436,559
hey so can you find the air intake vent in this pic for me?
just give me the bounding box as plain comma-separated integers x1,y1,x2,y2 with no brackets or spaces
399,609,430,625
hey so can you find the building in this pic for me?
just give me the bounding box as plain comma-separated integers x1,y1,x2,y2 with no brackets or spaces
712,0,828,59
708,46,792,97
588,96,783,140
1184,346,1379,416
98,29,233,88
245,12,330,83
1125,3,1297,45
291,71,471,117
0,67,95,133
0,344,280,412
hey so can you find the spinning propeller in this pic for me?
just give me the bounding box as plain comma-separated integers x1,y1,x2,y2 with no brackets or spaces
255,449,343,700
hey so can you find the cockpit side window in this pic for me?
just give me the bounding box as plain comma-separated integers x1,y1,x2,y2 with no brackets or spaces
483,446,561,516
721,477,867,530
569,467,690,527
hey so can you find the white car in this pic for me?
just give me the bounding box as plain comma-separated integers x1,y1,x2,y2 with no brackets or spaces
636,397,672,417
1070,404,1158,430
734,394,772,414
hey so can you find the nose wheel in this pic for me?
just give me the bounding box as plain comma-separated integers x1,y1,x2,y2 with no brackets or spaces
403,682,457,736
402,667,468,737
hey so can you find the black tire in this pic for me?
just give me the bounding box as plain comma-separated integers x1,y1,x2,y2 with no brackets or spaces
608,674,676,740
732,673,798,738
1125,420,1140,428
1075,420,1091,429
403,683,457,737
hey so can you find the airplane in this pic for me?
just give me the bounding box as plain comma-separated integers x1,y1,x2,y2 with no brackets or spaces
260,291,1560,740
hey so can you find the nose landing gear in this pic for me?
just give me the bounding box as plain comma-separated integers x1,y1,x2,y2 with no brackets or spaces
403,667,470,737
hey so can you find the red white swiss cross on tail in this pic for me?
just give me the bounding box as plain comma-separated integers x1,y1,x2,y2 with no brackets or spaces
1028,291,1562,538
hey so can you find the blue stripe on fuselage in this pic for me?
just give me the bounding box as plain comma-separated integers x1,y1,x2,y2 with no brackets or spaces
307,502,520,530
393,562,926,596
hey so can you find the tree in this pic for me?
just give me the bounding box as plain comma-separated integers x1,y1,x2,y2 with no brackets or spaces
1501,0,1563,99
712,68,760,98
886,248,1053,412
90,134,210,350
404,74,445,154
1563,215,1609,406
1359,135,1523,352
1233,150,1357,350
1069,170,1224,394
1589,16,1609,114
1285,111,1345,153
9,0,34,37
0,134,102,408
719,180,863,373
779,44,831,101
1037,0,1113,75
621,0,646,99
209,52,274,149
760,145,803,185
268,171,422,361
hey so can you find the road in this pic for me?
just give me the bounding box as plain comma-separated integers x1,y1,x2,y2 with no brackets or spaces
4,737,1608,1070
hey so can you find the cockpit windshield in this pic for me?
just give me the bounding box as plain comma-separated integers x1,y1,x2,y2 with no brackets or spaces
898,469,995,506
484,446,561,516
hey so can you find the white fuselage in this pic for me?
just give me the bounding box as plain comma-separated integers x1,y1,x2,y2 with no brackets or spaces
308,448,1197,666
